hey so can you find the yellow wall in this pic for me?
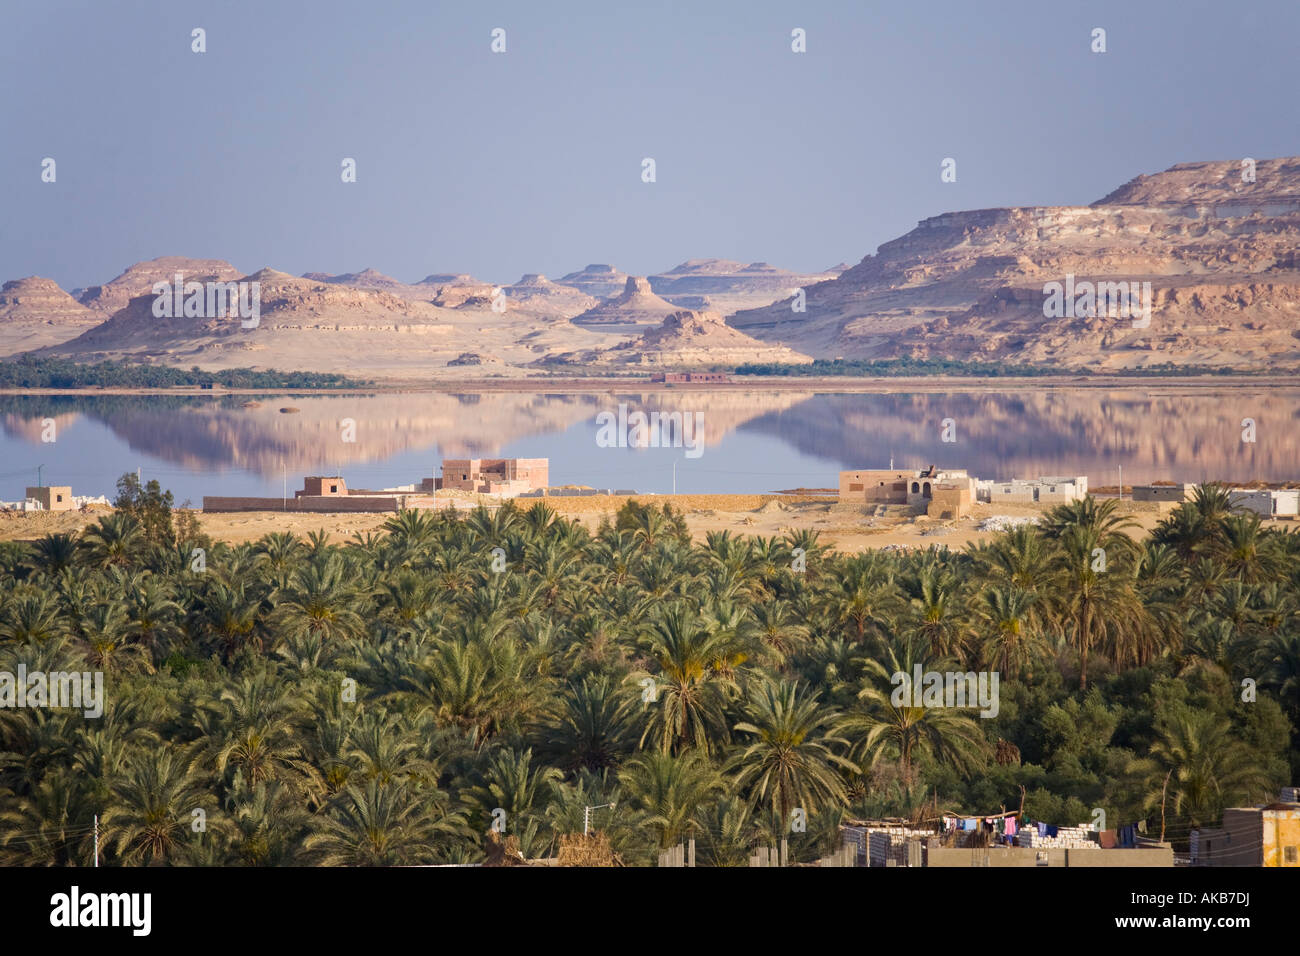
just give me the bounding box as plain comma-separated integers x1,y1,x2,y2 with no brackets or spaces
1263,808,1300,867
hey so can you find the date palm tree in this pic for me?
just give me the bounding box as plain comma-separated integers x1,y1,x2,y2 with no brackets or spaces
1049,521,1151,690
195,580,263,658
619,750,722,849
102,748,211,865
1131,709,1273,828
274,553,369,644
543,675,638,773
973,585,1045,678
0,590,67,643
464,746,562,836
730,679,853,826
840,639,989,785
639,604,737,755
27,533,78,576
303,779,463,866
80,513,146,569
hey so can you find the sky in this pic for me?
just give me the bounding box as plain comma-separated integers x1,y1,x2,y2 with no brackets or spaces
3,0,1298,291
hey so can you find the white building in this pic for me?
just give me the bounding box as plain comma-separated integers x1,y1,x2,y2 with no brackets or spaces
977,476,1088,504
1229,489,1300,519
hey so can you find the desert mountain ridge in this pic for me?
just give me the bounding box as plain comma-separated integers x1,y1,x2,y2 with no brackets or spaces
730,155,1300,370
543,308,810,369
7,156,1300,376
0,277,103,354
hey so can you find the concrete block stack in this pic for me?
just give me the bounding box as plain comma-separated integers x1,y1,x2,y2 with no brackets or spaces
867,827,936,866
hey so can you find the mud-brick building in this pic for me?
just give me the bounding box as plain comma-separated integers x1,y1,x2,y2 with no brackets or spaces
425,458,549,497
838,466,976,519
299,476,349,497
25,486,74,511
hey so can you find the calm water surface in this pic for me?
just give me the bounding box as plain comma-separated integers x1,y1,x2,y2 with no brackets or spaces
1,387,1295,503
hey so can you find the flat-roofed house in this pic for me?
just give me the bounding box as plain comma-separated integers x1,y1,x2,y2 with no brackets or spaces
977,476,1087,504
26,486,74,511
1195,797,1300,867
298,476,348,497
428,458,550,497
839,467,975,519
1229,488,1300,519
1133,483,1195,503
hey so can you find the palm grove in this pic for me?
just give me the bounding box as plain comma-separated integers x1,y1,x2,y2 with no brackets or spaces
0,477,1294,865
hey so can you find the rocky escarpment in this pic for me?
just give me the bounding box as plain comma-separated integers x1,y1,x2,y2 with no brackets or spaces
544,308,810,368
50,268,457,357
556,263,630,300
730,156,1300,369
0,277,102,353
76,256,243,314
569,276,683,330
649,259,839,315
502,274,597,318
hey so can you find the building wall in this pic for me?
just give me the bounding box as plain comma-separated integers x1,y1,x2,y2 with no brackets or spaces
441,458,549,494
1133,484,1194,502
1271,491,1300,518
204,495,406,513
929,481,973,519
1262,806,1300,867
839,470,916,505
979,477,1086,504
1229,490,1273,517
1226,489,1299,518
25,486,74,511
655,372,729,383
1199,804,1300,866
926,845,1172,867
299,476,347,497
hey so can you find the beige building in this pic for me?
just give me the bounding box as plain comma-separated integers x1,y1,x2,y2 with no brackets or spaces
299,476,348,497
838,467,975,519
26,486,74,511
426,458,549,497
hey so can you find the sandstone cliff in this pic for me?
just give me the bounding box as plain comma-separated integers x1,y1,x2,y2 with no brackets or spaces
570,276,683,330
545,308,810,368
730,156,1300,369
76,256,243,314
0,277,101,353
649,259,839,315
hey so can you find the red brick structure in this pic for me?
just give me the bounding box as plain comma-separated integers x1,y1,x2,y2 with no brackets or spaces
298,476,347,497
651,372,730,384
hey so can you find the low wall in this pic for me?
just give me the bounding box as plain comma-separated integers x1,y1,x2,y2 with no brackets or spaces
204,495,404,513
926,846,1172,867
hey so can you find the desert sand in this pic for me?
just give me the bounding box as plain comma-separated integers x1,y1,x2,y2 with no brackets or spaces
0,496,1182,553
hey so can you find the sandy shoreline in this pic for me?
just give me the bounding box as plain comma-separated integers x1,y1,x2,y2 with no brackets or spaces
5,374,1300,397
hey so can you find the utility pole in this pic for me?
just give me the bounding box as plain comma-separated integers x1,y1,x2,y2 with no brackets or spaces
672,459,677,495
1118,464,1123,500
583,802,615,836
93,814,99,867
37,464,43,488
1160,769,1172,843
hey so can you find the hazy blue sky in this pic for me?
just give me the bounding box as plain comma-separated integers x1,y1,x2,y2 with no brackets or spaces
3,0,1298,291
